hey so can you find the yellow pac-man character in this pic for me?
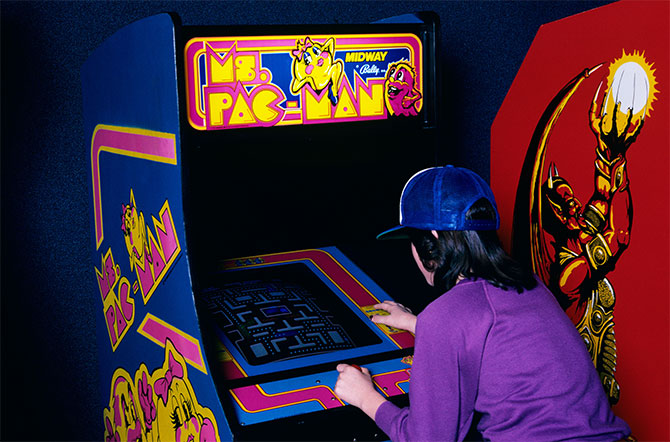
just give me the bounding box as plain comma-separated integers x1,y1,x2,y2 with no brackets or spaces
290,37,344,105
121,189,151,272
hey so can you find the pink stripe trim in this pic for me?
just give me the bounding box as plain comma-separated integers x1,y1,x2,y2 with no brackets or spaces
224,249,377,305
388,331,415,348
231,384,342,413
372,369,410,396
91,126,176,249
139,315,205,371
282,113,302,121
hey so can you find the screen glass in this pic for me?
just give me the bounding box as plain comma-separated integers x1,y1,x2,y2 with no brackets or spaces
201,263,382,366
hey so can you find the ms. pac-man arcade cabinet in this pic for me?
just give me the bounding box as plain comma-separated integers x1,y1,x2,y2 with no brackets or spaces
83,13,439,441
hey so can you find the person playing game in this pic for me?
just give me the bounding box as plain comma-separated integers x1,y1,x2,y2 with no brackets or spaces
334,165,631,441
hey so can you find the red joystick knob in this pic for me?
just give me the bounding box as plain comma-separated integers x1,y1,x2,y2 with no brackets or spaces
351,364,362,371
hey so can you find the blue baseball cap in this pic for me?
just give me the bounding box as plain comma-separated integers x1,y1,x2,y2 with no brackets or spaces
377,165,500,240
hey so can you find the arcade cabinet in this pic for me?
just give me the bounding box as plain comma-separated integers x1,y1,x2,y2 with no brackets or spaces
491,2,669,440
83,12,439,441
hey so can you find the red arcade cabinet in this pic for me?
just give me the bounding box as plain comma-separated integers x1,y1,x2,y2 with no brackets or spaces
492,2,669,440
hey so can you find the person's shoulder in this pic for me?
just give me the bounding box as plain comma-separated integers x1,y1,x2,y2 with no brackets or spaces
420,279,494,328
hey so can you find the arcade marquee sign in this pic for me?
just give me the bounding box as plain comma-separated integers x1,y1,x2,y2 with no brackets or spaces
184,33,424,130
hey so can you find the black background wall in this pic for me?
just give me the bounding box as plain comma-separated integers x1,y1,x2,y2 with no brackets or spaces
1,1,612,440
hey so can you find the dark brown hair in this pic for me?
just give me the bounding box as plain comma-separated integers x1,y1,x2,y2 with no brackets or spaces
409,198,537,293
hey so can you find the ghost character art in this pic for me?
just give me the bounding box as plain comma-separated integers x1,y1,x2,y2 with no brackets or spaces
519,51,657,405
384,61,422,116
290,37,344,105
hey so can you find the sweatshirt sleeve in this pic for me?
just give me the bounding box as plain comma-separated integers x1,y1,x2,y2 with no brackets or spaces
375,283,494,441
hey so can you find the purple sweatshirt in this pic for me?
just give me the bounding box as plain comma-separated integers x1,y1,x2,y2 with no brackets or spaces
375,278,630,441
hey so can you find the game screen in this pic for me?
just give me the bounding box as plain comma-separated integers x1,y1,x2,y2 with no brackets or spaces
200,263,382,367
196,249,415,378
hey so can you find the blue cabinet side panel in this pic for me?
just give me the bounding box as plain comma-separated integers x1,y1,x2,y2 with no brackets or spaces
82,13,232,441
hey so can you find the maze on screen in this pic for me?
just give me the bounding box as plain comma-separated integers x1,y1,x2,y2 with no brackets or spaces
203,274,357,365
